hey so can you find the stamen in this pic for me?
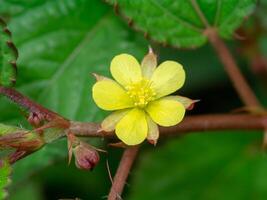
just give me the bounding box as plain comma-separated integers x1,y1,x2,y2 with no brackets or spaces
126,78,156,108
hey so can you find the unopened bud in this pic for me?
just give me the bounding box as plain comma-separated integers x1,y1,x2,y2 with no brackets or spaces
0,124,45,163
0,124,44,151
73,142,100,170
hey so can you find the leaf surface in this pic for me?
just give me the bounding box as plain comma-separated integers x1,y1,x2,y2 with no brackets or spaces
106,0,256,48
0,18,17,86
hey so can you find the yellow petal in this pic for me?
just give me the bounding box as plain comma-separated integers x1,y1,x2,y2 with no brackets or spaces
146,98,185,127
150,61,185,99
146,116,159,145
101,109,130,132
115,108,147,145
92,80,133,111
110,54,142,87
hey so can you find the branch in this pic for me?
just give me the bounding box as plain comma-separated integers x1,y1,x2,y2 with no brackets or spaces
206,29,267,145
0,86,70,131
70,114,267,138
190,0,260,108
189,0,267,141
190,0,266,146
6,87,265,140
108,146,139,200
0,86,63,121
206,29,260,107
75,114,266,200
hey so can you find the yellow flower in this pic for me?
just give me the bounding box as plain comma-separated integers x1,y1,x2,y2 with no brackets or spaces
92,49,195,145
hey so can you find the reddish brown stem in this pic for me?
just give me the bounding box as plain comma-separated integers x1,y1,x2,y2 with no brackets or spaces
108,146,139,200
0,86,70,129
207,29,260,107
70,114,267,138
0,86,59,120
206,29,267,146
190,1,260,107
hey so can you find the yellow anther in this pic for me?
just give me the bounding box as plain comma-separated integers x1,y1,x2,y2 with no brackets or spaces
126,78,156,108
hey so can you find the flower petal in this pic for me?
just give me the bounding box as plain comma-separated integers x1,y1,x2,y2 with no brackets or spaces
146,98,185,127
115,108,148,145
101,109,130,132
146,116,159,145
110,54,142,87
150,61,185,99
92,80,133,111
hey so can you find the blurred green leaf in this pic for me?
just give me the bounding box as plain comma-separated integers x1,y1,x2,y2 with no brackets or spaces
257,0,267,30
12,139,66,183
0,18,17,87
129,132,267,200
0,160,11,200
106,0,256,48
9,180,43,200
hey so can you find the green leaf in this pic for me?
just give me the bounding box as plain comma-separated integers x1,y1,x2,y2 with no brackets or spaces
105,0,256,48
0,18,17,87
0,0,148,182
0,160,11,200
129,132,267,200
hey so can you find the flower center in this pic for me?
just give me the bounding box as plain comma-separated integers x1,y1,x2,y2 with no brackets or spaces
126,79,156,108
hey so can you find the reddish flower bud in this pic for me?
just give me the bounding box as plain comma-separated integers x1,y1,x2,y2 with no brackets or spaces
73,142,100,170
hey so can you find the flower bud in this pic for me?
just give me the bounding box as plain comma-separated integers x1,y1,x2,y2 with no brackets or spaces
0,124,45,163
73,142,100,170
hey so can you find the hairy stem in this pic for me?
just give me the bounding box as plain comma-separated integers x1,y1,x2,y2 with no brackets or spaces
70,114,267,138
190,0,265,145
0,86,68,123
206,29,267,145
108,146,139,200
207,29,260,107
190,0,260,107
6,88,265,140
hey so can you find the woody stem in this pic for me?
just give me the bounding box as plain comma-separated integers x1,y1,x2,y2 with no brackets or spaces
108,146,139,200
